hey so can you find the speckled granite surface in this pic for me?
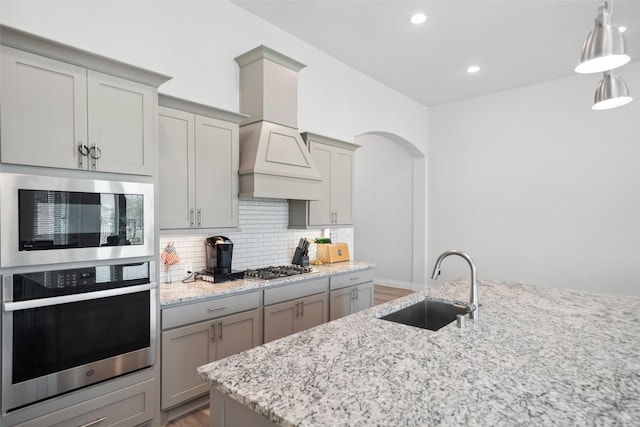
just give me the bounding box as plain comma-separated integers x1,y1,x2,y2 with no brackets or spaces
197,279,640,426
160,262,375,306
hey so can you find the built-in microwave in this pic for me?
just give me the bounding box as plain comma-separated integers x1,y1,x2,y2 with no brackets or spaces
0,173,154,268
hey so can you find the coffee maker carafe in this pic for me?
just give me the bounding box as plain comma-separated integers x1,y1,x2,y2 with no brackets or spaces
205,236,233,275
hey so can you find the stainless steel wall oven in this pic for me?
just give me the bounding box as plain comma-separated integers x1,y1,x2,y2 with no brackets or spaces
0,173,154,268
1,262,156,412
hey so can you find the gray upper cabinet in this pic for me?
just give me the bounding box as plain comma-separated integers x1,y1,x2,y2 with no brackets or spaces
0,42,165,175
158,95,246,230
289,132,360,228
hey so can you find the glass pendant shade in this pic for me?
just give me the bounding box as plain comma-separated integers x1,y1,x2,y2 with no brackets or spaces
592,70,633,110
575,3,630,74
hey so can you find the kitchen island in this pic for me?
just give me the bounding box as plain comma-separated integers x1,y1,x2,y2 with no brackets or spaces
197,279,640,426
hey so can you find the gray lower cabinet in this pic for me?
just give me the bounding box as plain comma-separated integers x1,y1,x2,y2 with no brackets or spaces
210,389,277,427
161,292,261,410
263,278,329,343
15,379,155,427
329,269,375,321
263,293,328,343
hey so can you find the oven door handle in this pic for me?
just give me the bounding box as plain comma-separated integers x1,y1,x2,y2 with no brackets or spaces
2,283,156,312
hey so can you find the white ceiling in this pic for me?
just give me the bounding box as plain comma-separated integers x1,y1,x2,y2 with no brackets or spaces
231,0,640,107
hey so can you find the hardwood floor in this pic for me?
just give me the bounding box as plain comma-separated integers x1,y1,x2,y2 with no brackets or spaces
374,284,414,305
164,284,413,426
165,405,209,427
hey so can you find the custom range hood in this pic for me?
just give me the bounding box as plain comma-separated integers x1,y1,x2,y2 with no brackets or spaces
235,46,322,200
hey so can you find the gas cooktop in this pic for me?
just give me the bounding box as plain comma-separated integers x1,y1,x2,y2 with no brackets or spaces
244,265,313,280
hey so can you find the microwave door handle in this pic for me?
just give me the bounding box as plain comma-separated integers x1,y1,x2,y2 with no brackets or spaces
2,283,155,312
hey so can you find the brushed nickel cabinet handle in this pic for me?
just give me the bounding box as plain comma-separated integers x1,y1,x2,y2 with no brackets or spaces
211,324,216,342
78,143,89,168
208,305,228,312
300,300,304,316
189,208,195,227
295,301,299,317
89,144,101,169
218,321,223,340
89,145,102,159
197,208,202,227
78,417,107,427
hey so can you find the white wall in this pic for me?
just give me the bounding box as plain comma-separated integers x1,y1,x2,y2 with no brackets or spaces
354,134,414,287
0,0,430,281
354,132,427,290
428,62,640,296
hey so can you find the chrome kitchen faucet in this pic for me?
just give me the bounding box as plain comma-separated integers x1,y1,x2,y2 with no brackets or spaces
431,250,479,322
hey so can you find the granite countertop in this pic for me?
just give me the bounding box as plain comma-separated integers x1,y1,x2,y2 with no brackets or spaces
197,279,640,426
160,261,375,306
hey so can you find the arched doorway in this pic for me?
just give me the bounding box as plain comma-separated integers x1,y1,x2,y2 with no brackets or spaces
354,132,426,291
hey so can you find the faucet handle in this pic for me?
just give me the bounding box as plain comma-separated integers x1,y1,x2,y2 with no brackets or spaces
456,314,467,328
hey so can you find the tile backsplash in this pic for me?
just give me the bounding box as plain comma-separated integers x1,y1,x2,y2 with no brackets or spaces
159,198,354,283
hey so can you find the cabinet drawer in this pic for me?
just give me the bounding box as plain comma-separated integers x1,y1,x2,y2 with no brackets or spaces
264,278,329,306
17,379,155,427
330,269,374,290
162,291,262,330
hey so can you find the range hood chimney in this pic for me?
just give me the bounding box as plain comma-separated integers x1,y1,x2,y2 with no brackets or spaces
235,45,322,200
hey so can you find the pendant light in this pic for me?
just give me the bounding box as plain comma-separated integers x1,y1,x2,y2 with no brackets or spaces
575,0,630,74
592,69,633,110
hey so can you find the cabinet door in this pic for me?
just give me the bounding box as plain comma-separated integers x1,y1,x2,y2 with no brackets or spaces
352,282,374,314
308,143,333,225
263,300,297,343
194,115,239,228
298,293,328,332
158,107,195,229
0,46,88,170
215,309,261,360
161,321,215,409
87,70,155,175
329,287,353,321
331,147,355,225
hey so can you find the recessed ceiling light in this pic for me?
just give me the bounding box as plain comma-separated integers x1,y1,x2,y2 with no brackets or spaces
411,13,427,25
467,65,480,74
619,26,627,33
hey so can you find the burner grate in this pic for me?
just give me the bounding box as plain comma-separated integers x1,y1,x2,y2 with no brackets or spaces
244,265,312,280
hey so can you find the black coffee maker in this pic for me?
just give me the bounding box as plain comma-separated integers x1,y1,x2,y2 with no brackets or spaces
205,236,233,275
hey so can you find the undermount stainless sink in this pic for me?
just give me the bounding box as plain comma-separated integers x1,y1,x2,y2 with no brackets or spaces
379,299,469,331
